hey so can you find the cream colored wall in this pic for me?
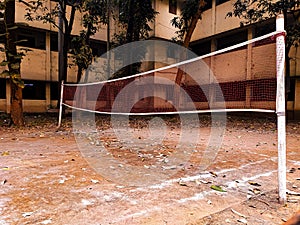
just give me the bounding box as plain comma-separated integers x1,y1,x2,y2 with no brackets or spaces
152,0,178,40
213,49,247,83
192,10,213,42
186,1,242,42
215,1,241,35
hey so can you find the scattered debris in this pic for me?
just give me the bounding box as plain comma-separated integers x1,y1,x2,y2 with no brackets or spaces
250,188,261,195
209,171,218,177
22,212,34,218
1,179,7,185
91,179,99,184
287,190,300,196
41,219,52,224
179,179,188,186
195,179,211,185
162,165,177,170
231,208,247,218
237,218,248,224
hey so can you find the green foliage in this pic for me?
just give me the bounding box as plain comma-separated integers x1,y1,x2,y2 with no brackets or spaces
69,32,93,70
227,0,300,49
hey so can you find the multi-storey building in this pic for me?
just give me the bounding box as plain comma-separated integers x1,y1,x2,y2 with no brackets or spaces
0,0,299,117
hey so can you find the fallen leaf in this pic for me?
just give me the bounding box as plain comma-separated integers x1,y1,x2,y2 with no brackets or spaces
248,181,261,186
1,151,9,156
210,185,226,192
251,188,261,195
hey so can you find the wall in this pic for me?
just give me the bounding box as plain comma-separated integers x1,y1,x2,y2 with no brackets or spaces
15,1,107,40
152,0,179,40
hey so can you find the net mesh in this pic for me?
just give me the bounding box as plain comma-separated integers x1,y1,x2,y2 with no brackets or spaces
62,31,282,115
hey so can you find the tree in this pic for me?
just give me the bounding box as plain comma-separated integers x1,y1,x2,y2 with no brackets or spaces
25,0,83,107
227,0,300,97
70,0,107,83
110,0,158,78
170,0,207,106
0,0,28,126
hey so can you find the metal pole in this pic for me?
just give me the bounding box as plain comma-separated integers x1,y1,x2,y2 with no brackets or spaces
57,80,64,128
276,14,286,204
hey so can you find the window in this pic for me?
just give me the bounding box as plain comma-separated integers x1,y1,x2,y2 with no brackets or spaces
50,33,58,51
217,31,248,50
50,82,59,100
254,20,276,37
169,0,177,14
90,40,107,57
16,28,46,50
287,78,296,101
191,40,211,56
0,79,6,99
216,0,230,6
23,80,46,100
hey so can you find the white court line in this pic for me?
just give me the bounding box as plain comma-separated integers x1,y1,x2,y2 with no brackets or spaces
112,170,277,224
108,157,300,223
131,157,278,192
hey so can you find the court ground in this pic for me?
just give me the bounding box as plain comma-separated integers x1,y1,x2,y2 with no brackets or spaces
0,114,300,225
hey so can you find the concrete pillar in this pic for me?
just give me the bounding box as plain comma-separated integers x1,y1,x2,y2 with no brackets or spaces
294,79,300,112
212,0,216,35
46,83,51,110
246,27,254,108
46,31,51,81
209,38,217,107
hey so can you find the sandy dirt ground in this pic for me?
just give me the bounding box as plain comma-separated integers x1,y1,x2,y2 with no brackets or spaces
0,113,300,225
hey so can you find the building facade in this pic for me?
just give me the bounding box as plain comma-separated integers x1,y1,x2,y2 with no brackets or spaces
0,0,299,116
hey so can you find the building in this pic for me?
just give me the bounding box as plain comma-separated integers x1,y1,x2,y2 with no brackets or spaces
0,0,299,117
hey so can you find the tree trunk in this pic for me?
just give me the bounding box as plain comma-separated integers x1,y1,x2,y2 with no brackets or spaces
10,80,24,126
174,0,206,107
5,0,24,126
